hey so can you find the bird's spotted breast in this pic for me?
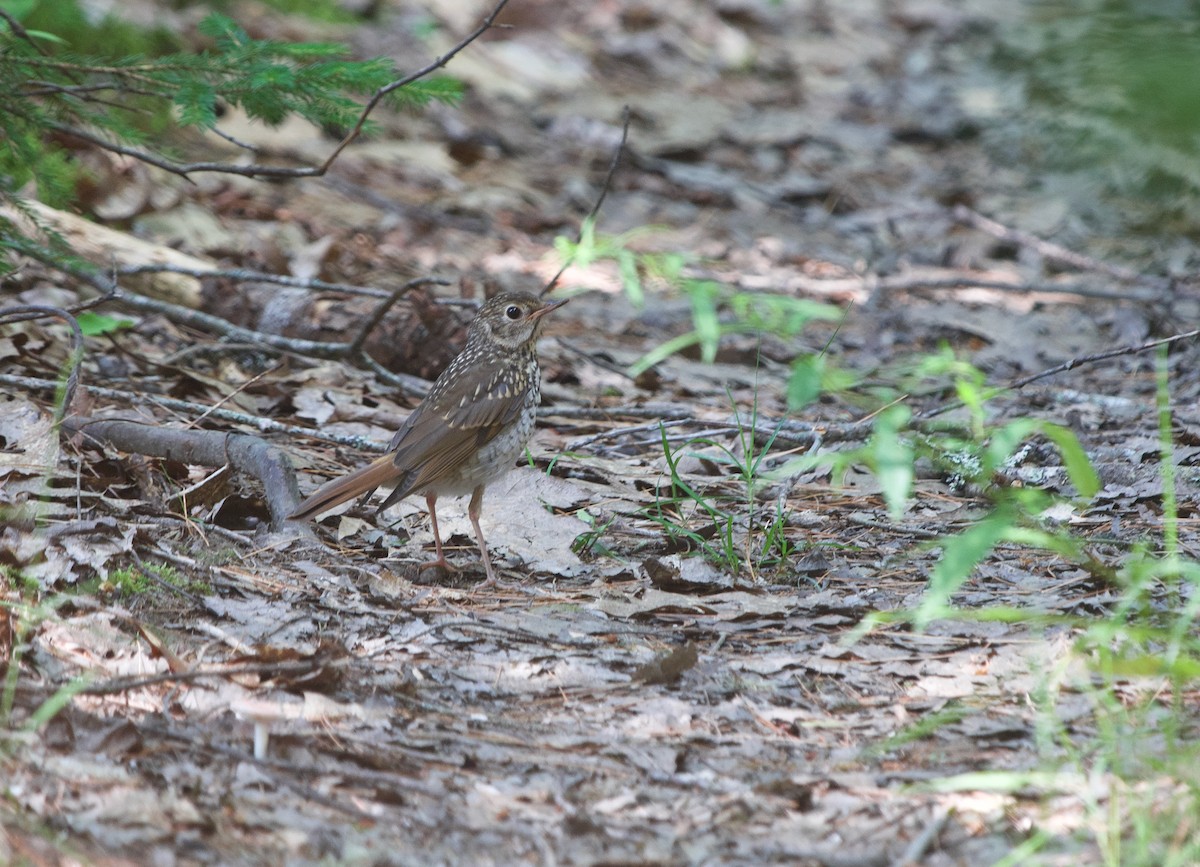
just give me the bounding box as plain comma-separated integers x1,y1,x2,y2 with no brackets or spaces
429,366,541,496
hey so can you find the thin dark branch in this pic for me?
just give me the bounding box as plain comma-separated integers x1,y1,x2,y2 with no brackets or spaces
20,246,440,399
33,0,512,180
5,372,390,452
116,263,426,299
543,105,631,296
21,80,163,100
0,304,85,416
43,120,310,181
26,254,366,359
141,722,444,799
79,652,347,696
564,413,875,454
344,276,443,358
917,327,1200,420
951,204,1174,290
316,0,513,174
358,352,433,397
0,8,49,54
207,124,259,152
1003,328,1200,392
877,275,1161,303
584,106,631,223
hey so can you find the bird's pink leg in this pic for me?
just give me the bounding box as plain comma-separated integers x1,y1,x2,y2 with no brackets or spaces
468,484,497,586
416,493,455,573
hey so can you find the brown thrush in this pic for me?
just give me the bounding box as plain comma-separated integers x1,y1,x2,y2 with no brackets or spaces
289,291,567,584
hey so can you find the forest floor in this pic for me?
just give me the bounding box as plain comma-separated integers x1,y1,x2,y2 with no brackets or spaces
3,0,1199,865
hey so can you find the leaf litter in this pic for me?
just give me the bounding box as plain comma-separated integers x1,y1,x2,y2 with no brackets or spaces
2,0,1199,864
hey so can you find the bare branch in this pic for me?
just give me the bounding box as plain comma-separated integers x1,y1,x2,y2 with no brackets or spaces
0,303,85,417
4,372,390,452
543,106,631,296
876,275,1161,303
917,327,1200,420
116,263,431,299
951,204,1174,290
63,416,304,530
0,8,49,54
316,0,514,175
34,0,514,180
344,277,442,358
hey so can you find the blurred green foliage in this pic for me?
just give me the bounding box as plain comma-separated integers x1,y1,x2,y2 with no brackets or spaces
0,0,460,265
994,1,1200,239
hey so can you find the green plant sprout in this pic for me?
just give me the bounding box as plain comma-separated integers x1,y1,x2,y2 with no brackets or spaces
846,347,1200,865
553,220,845,406
642,395,798,578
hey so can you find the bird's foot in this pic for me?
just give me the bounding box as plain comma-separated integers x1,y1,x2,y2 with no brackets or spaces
415,555,459,575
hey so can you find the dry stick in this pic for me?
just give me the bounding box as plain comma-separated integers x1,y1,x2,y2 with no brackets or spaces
951,204,1174,290
141,722,445,800
892,806,953,867
36,254,356,356
876,274,1160,303
315,0,512,175
358,353,432,397
81,657,347,696
0,304,84,415
564,411,875,453
0,8,48,54
117,263,404,299
27,253,438,396
63,416,305,530
917,327,1200,421
1006,328,1200,392
542,105,631,296
33,0,513,180
344,277,439,359
190,363,282,429
4,372,388,451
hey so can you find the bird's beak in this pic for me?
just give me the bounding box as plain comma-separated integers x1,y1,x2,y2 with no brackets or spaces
530,297,569,321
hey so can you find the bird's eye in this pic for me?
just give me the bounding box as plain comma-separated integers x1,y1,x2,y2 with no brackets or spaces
505,305,521,320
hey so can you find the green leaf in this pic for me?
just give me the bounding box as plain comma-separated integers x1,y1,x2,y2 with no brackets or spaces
1001,525,1081,560
920,770,1071,794
686,279,721,364
617,249,643,306
174,81,218,128
984,418,1100,499
77,311,134,336
1036,421,1101,498
787,353,824,410
872,405,913,519
629,330,701,377
197,13,243,44
24,28,67,44
921,510,1012,625
983,418,1039,473
1103,651,1200,680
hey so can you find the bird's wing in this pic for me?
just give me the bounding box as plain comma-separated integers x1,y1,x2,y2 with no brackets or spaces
383,354,531,501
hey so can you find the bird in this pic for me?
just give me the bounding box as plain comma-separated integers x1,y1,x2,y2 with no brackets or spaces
289,291,568,584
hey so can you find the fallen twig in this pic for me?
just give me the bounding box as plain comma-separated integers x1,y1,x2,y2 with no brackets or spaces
952,204,1174,290
0,304,84,417
63,416,305,530
37,0,514,181
918,327,1200,420
2,372,390,451
544,105,631,296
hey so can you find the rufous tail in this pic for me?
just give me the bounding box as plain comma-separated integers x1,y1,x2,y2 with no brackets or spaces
289,453,399,521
